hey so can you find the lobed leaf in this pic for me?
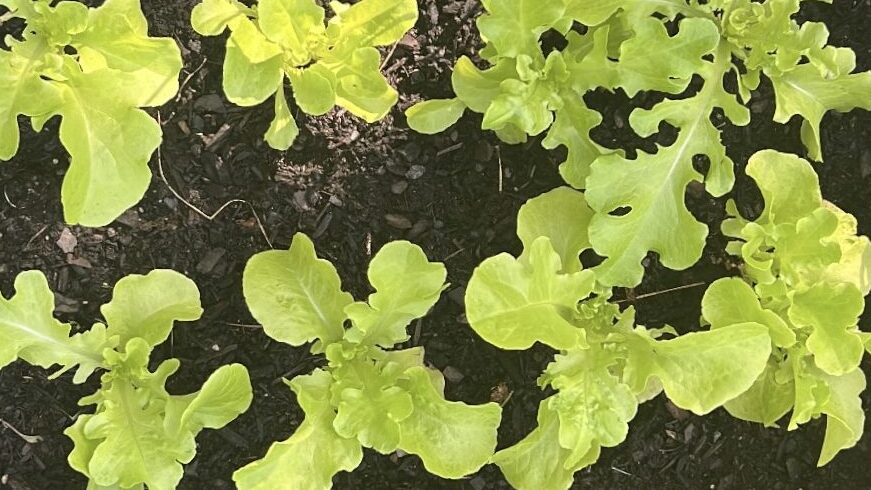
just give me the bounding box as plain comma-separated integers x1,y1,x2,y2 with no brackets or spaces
466,237,594,350
0,271,106,380
344,241,447,347
243,233,353,349
397,367,501,478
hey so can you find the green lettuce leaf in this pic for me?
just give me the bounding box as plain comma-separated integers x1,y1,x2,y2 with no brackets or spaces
344,241,447,347
100,269,203,348
233,370,363,490
516,186,593,274
621,323,772,414
466,237,594,350
0,271,106,381
397,367,501,478
243,233,353,349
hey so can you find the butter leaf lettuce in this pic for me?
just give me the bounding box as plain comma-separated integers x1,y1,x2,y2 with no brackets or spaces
0,0,182,226
702,149,870,466
0,269,252,489
406,0,870,287
235,233,501,489
465,188,771,490
192,0,418,150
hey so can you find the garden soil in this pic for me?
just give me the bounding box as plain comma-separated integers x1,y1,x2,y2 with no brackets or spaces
1,1,870,489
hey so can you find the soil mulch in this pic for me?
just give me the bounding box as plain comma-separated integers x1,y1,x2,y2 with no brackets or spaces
1,1,870,489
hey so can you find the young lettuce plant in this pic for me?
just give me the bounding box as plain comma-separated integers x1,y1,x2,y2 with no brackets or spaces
701,149,871,466
191,0,418,150
464,187,773,490
0,269,253,489
407,0,871,287
234,233,501,489
0,0,182,226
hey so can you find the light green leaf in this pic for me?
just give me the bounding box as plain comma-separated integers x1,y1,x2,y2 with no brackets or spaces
517,187,593,274
73,340,250,490
623,323,772,414
818,368,866,466
170,363,252,433
333,381,413,452
492,401,589,490
405,98,466,134
233,370,363,490
544,348,637,469
477,0,565,59
822,203,871,295
344,241,446,347
541,95,606,187
587,45,748,287
790,282,864,376
243,233,353,348
264,89,299,150
701,277,795,347
329,46,397,122
451,56,519,113
288,64,337,116
0,50,64,160
777,208,841,285
724,360,794,427
772,64,871,161
258,0,324,65
466,237,594,350
76,349,191,489
0,270,105,378
73,0,183,107
745,149,822,225
58,69,161,227
101,269,203,349
397,366,501,478
329,0,418,48
613,17,720,96
191,0,249,36
223,19,284,106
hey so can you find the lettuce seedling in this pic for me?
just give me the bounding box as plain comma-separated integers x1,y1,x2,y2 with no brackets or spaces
0,0,183,226
191,0,418,150
464,187,773,490
234,233,501,489
0,269,253,489
407,0,871,287
701,150,871,466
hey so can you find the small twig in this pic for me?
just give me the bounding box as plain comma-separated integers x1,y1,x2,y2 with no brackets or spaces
224,322,263,330
3,187,17,208
436,142,464,157
156,113,273,249
616,282,706,304
175,57,208,103
611,465,635,478
496,146,503,193
23,224,48,250
0,419,43,444
379,40,401,71
442,247,466,262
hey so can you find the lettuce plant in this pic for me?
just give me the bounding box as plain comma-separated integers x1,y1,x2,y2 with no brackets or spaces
407,0,871,287
463,187,773,490
191,0,418,150
0,0,182,226
0,269,253,489
701,150,871,466
234,233,501,489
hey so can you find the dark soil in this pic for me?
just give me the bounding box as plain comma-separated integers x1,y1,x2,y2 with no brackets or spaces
1,1,870,489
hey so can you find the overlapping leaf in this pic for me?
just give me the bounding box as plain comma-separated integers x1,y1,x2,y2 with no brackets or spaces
193,0,417,149
239,234,501,487
0,0,182,226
